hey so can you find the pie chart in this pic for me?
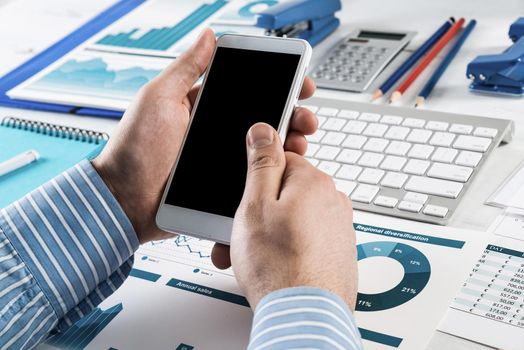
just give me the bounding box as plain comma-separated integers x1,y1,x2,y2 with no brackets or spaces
356,241,431,312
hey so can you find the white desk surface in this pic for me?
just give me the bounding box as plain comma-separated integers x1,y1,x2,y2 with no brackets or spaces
1,0,523,348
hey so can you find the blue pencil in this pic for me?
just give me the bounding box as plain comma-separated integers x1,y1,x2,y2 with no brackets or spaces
372,18,455,100
415,19,477,107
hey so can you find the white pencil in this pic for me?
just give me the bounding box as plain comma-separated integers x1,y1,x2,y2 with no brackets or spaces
0,150,40,176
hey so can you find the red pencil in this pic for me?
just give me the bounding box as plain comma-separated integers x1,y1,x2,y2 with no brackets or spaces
390,17,465,102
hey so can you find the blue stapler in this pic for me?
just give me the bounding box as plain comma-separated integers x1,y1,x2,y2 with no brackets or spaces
255,0,341,46
467,17,524,96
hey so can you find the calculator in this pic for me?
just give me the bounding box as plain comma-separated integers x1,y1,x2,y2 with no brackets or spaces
311,29,417,92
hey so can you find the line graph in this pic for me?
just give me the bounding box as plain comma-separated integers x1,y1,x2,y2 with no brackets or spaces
140,235,232,277
173,236,211,258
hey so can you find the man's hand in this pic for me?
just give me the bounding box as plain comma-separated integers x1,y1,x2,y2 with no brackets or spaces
230,123,358,310
92,28,317,244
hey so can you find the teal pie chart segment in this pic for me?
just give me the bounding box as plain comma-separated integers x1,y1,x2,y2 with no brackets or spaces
356,241,431,312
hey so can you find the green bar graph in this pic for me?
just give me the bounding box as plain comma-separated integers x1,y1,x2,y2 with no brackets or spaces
97,0,226,51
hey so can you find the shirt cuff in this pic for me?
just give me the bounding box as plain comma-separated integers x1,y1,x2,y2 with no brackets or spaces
0,160,139,328
249,287,363,350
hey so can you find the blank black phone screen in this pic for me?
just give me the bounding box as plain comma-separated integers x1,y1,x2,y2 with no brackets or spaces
165,47,301,218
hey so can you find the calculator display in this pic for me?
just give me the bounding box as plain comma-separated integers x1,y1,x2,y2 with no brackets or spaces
358,31,406,41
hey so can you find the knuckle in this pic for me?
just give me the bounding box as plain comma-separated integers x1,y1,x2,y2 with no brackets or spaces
249,153,280,172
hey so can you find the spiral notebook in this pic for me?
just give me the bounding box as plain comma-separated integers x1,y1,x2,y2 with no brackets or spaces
0,117,108,208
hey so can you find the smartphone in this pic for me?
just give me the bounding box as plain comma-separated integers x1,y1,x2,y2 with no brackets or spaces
156,34,312,244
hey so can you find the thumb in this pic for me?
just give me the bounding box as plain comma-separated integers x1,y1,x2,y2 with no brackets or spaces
158,28,216,99
243,123,286,202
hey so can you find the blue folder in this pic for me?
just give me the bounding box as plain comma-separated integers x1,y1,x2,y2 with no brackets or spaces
0,0,146,119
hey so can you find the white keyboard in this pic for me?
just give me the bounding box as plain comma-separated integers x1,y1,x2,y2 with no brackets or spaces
301,97,514,225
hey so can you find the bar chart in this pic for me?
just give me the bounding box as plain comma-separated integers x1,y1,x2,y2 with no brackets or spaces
45,304,123,349
96,0,227,51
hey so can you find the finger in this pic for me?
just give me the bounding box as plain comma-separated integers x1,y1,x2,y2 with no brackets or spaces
289,107,318,135
211,243,231,269
188,84,202,107
283,131,307,155
243,123,286,202
157,28,216,99
299,76,316,100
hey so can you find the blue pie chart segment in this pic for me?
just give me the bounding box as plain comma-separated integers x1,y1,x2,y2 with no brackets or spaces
239,1,278,18
356,241,431,312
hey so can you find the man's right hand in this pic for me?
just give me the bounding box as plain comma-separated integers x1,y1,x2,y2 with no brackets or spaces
230,123,359,310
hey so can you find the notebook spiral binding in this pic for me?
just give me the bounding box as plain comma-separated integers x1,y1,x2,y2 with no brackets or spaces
1,117,109,144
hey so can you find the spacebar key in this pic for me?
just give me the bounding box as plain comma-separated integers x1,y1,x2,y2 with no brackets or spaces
405,176,463,199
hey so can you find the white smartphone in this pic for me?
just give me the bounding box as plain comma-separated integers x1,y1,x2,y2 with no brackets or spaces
156,34,312,244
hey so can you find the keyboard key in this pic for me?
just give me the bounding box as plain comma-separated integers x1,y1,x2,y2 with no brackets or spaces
405,176,463,198
429,132,456,147
316,145,341,160
358,152,384,167
321,132,346,146
338,109,360,119
374,196,398,208
305,143,320,157
431,147,458,163
363,123,388,137
403,118,426,128
453,135,492,152
455,151,482,167
306,130,326,143
449,124,473,134
408,144,434,160
301,105,319,113
334,179,357,196
384,126,410,140
336,149,362,164
474,127,498,138
385,141,411,156
318,161,340,176
322,118,347,131
318,107,339,116
305,158,319,166
426,121,449,131
336,164,362,180
381,115,403,125
359,112,381,122
342,135,367,149
381,172,408,189
404,159,430,175
363,138,389,152
351,184,380,203
404,192,428,204
359,168,385,184
427,163,473,183
407,129,433,143
316,116,327,128
380,155,407,171
343,120,367,134
398,201,423,213
423,204,449,218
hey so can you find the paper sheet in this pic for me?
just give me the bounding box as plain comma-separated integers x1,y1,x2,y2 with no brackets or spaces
438,234,524,350
37,212,488,350
487,160,524,211
7,0,270,111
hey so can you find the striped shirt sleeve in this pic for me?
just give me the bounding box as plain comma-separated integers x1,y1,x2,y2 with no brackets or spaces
249,287,363,350
0,160,139,350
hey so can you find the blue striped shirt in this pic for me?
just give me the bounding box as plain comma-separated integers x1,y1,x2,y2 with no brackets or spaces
0,160,362,349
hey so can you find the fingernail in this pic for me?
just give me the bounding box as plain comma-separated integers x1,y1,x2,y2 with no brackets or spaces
248,124,274,149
